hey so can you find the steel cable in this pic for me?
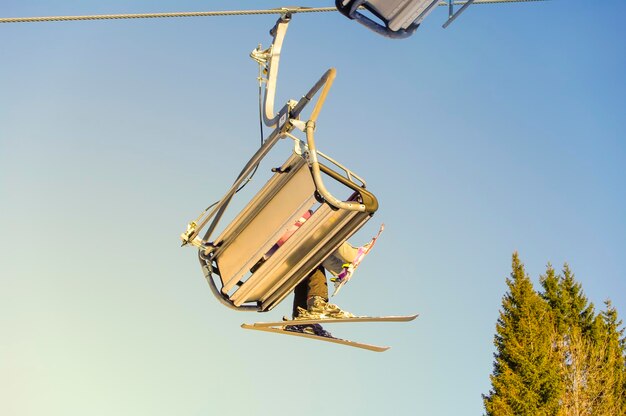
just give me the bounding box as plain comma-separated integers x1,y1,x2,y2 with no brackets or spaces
0,1,551,24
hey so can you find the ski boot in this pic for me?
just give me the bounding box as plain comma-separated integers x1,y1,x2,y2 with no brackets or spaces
295,296,356,320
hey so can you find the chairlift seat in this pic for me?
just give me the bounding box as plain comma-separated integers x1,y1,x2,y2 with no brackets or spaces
188,22,378,313
200,150,378,312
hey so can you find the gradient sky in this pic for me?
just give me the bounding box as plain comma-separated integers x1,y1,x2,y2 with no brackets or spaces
1,1,624,415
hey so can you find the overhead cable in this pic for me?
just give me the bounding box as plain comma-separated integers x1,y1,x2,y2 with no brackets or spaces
0,1,550,24
0,7,332,24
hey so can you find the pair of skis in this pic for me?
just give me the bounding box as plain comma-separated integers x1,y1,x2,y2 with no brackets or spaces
242,314,418,352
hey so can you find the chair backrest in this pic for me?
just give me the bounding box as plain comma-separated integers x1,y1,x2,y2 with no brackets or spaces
212,153,316,293
208,151,376,311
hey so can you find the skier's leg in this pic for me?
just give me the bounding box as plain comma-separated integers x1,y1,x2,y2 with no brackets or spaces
334,242,359,264
289,266,333,337
300,265,355,319
293,266,355,320
322,242,359,276
292,278,308,319
306,265,329,301
292,266,327,318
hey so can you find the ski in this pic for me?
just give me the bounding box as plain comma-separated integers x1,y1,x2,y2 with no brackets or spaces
247,314,418,328
241,323,390,352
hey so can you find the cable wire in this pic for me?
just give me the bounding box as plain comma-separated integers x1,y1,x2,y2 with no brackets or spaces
197,66,266,219
0,7,334,24
0,1,551,24
234,69,265,194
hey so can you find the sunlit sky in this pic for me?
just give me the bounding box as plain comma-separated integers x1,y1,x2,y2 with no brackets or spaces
1,1,624,415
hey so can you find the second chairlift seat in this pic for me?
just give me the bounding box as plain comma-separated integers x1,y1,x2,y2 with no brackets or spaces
336,0,440,38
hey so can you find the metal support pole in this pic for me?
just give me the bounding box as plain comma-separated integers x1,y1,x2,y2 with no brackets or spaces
443,0,476,28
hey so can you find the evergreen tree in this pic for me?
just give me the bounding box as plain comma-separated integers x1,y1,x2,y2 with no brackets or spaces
594,300,626,415
483,253,562,416
486,256,626,415
540,264,595,337
538,264,626,415
560,265,596,337
540,264,562,328
540,263,598,415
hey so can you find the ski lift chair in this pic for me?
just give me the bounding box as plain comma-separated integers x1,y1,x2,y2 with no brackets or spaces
336,0,477,36
200,146,377,312
336,0,440,38
181,16,378,313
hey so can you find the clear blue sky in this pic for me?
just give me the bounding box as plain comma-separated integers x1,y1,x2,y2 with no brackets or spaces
1,1,624,415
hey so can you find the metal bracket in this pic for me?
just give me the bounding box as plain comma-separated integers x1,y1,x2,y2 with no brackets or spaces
443,0,476,29
250,15,292,128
